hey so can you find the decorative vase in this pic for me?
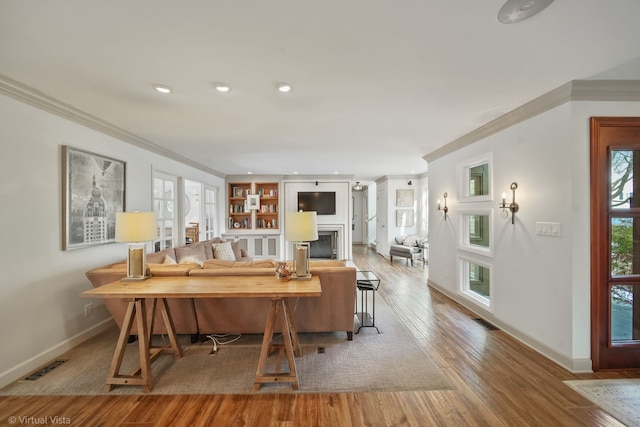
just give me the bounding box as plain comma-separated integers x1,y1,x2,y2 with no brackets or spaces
275,262,292,281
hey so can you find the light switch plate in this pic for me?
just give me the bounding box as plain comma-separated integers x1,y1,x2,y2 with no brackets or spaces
535,222,561,236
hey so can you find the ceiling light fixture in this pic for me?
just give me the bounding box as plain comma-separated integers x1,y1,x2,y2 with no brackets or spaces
353,181,363,191
214,83,230,93
153,84,172,94
497,0,553,24
277,83,292,93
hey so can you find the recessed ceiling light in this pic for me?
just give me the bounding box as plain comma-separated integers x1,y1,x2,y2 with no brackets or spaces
154,84,172,94
497,0,553,24
214,83,230,93
277,83,292,93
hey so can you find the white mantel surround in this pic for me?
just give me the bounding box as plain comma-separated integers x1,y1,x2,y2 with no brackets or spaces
283,180,352,261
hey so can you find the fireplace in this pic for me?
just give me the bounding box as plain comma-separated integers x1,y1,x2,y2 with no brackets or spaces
310,231,337,259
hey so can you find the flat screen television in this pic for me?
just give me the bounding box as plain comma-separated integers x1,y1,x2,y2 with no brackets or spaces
297,191,336,215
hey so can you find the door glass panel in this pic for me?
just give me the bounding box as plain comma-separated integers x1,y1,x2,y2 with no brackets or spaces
611,284,640,342
611,150,637,209
611,217,640,276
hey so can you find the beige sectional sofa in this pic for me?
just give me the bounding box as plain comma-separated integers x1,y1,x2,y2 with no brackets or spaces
85,238,358,341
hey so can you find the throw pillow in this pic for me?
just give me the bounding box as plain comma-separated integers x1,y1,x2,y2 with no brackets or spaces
230,240,243,260
163,255,177,265
403,235,420,247
175,243,207,265
146,247,176,264
213,242,237,261
178,255,204,267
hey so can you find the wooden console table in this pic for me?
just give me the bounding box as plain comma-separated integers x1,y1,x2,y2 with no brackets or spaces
81,275,321,392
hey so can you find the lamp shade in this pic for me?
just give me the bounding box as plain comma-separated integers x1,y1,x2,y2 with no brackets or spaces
285,211,318,242
115,212,157,243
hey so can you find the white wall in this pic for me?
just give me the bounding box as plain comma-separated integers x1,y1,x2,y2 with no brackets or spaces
428,99,640,372
0,93,224,387
283,180,352,260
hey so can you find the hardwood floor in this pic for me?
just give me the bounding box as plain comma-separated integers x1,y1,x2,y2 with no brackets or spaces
0,245,635,426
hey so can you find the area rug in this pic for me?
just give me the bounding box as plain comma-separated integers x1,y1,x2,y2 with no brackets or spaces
564,379,640,426
1,295,453,395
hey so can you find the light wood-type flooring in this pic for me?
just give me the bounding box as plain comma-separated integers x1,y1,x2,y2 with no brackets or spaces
0,245,636,426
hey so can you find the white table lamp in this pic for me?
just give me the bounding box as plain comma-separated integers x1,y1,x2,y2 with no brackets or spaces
115,211,157,281
285,211,318,280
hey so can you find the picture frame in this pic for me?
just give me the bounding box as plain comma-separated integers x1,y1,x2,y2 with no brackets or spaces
62,145,126,250
247,194,260,210
232,187,243,198
396,209,414,227
396,189,414,207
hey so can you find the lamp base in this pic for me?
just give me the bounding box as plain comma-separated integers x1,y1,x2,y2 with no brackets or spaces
121,274,152,282
291,273,312,281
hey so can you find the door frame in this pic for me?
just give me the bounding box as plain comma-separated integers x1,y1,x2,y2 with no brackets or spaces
590,116,640,370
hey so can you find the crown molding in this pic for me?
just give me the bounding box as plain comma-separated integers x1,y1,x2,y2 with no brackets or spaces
0,74,225,178
423,80,640,163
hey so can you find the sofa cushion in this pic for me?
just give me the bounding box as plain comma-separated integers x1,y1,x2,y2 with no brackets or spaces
202,259,235,269
145,264,196,275
178,255,204,267
391,244,421,255
146,247,176,263
212,242,237,261
202,259,276,269
309,260,346,267
175,243,207,265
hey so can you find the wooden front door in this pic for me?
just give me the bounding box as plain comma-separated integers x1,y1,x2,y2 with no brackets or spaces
591,117,640,370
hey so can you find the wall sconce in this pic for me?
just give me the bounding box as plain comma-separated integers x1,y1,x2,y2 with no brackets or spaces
499,182,520,224
436,192,449,221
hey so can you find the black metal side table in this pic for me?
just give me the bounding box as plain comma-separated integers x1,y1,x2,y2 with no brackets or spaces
355,270,381,334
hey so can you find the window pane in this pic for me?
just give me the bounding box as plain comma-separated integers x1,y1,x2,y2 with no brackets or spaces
469,163,489,196
468,215,490,248
611,217,640,276
469,263,490,299
153,178,163,198
611,284,640,342
611,150,637,209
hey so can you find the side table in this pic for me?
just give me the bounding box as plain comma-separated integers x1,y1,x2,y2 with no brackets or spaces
355,270,381,334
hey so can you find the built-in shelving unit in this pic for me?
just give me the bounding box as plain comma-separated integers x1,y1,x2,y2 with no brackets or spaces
226,179,281,259
227,181,279,231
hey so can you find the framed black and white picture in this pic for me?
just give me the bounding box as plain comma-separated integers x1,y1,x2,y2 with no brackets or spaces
247,194,260,210
61,145,126,250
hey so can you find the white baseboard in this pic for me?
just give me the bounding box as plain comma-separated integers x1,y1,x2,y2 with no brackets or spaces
427,279,593,374
0,318,114,389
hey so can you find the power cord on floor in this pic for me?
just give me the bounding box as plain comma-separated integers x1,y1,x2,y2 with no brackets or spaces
206,333,242,355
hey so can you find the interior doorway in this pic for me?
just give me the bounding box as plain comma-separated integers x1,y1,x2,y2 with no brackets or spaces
352,188,367,245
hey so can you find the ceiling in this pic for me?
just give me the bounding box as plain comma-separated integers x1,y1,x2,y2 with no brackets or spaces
2,1,640,182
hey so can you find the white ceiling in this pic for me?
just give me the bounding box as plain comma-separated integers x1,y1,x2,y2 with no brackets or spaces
2,0,640,182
